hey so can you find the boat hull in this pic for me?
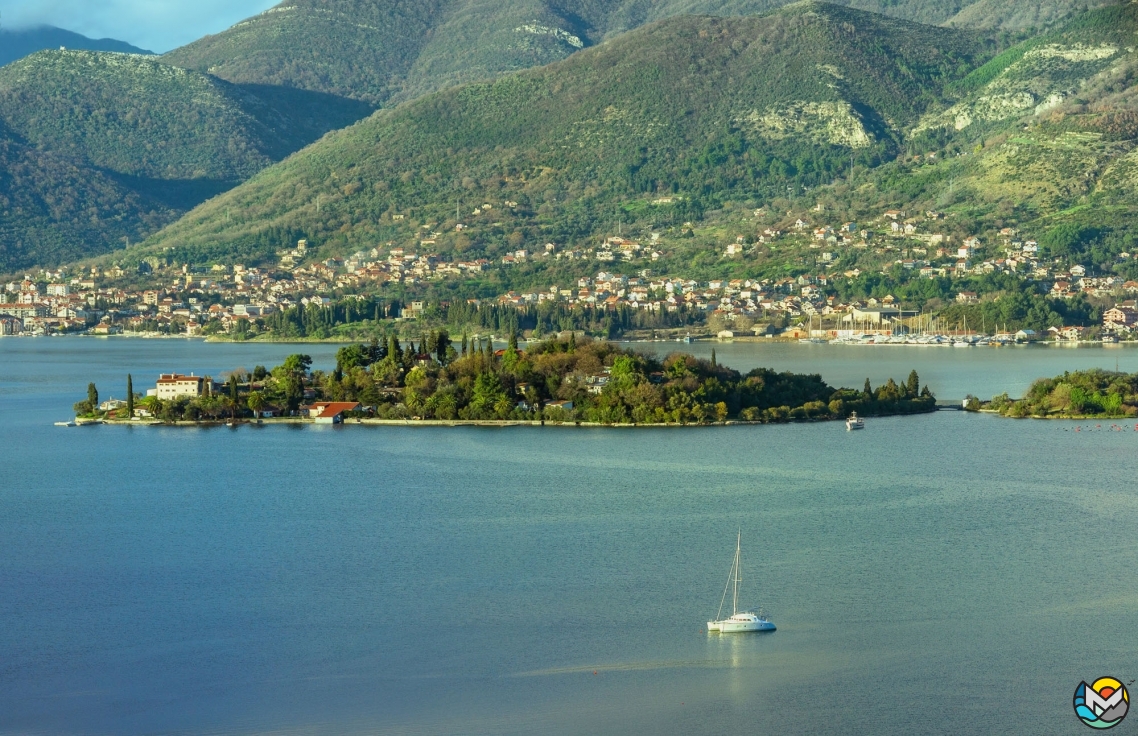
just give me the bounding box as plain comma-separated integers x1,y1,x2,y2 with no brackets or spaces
708,618,776,633
722,619,775,632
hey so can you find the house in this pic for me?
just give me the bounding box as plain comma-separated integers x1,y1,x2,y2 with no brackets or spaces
1049,326,1085,342
1015,329,1038,342
1104,306,1138,329
956,291,979,304
545,400,574,412
308,401,360,424
0,316,21,335
155,374,208,400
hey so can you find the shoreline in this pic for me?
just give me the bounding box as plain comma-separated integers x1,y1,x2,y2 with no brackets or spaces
77,413,939,429
9,332,1138,347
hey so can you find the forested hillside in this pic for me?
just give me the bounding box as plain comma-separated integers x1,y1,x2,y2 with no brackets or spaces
3,0,1132,273
137,3,993,265
0,119,168,268
0,50,371,271
160,0,1094,108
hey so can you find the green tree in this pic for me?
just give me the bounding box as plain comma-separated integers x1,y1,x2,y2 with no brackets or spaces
228,375,240,419
87,383,99,411
470,372,506,417
283,374,303,413
282,354,312,375
906,370,920,397
126,374,134,419
247,390,266,417
435,329,452,365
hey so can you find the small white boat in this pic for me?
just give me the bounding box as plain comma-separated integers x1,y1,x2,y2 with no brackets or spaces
54,420,76,427
846,413,865,431
707,532,775,633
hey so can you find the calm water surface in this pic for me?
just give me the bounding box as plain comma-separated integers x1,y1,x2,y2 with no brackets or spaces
2,337,1137,735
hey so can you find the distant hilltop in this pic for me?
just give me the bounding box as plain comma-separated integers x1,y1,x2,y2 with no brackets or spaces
0,25,152,68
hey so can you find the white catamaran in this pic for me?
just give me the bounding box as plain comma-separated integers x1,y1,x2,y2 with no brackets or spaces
707,532,776,633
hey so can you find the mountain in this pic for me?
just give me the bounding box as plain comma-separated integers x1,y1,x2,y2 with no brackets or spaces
0,116,166,271
135,2,995,266
945,0,1117,31
0,50,372,271
0,25,151,68
902,2,1138,221
159,0,1080,109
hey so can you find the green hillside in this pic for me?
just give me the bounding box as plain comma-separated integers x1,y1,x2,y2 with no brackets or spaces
902,2,1138,219
0,118,170,270
136,2,993,265
946,0,1116,30
0,50,371,271
159,0,1075,109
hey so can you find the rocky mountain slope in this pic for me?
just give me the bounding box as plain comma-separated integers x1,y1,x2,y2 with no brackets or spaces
137,2,994,265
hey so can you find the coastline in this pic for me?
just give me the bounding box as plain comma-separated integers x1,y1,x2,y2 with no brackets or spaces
81,413,938,429
9,332,1138,347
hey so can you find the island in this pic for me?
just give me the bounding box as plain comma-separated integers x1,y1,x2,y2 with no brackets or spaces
982,369,1138,419
74,333,936,426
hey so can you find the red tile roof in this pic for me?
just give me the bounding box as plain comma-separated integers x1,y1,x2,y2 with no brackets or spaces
309,402,360,418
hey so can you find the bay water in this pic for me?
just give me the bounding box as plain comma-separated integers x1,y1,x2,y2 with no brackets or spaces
3,337,1138,734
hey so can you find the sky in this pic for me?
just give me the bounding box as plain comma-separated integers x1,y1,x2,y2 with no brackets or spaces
0,0,279,53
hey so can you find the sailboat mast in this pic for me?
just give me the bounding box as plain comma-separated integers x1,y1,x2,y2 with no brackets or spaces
733,531,741,615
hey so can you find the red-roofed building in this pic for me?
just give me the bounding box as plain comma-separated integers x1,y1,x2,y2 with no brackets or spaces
307,402,360,424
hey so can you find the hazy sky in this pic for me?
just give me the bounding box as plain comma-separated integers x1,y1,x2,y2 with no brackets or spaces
0,0,279,52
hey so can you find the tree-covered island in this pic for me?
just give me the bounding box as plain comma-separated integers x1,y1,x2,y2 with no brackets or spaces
984,369,1138,419
77,334,936,425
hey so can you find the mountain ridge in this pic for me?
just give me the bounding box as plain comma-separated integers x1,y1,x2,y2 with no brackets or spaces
159,0,1091,107
0,25,151,68
0,49,372,271
132,2,995,266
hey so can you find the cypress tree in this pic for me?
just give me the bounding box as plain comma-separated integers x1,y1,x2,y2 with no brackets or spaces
87,382,99,410
863,378,872,399
906,370,920,396
462,332,469,357
126,375,134,418
711,349,717,367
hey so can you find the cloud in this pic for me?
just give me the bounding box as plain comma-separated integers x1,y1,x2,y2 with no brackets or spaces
0,0,279,52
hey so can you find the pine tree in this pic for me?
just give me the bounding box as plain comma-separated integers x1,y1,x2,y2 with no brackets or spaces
435,329,451,365
126,375,134,418
863,378,872,399
906,370,920,396
711,349,717,367
568,332,577,352
509,329,518,352
461,331,469,357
